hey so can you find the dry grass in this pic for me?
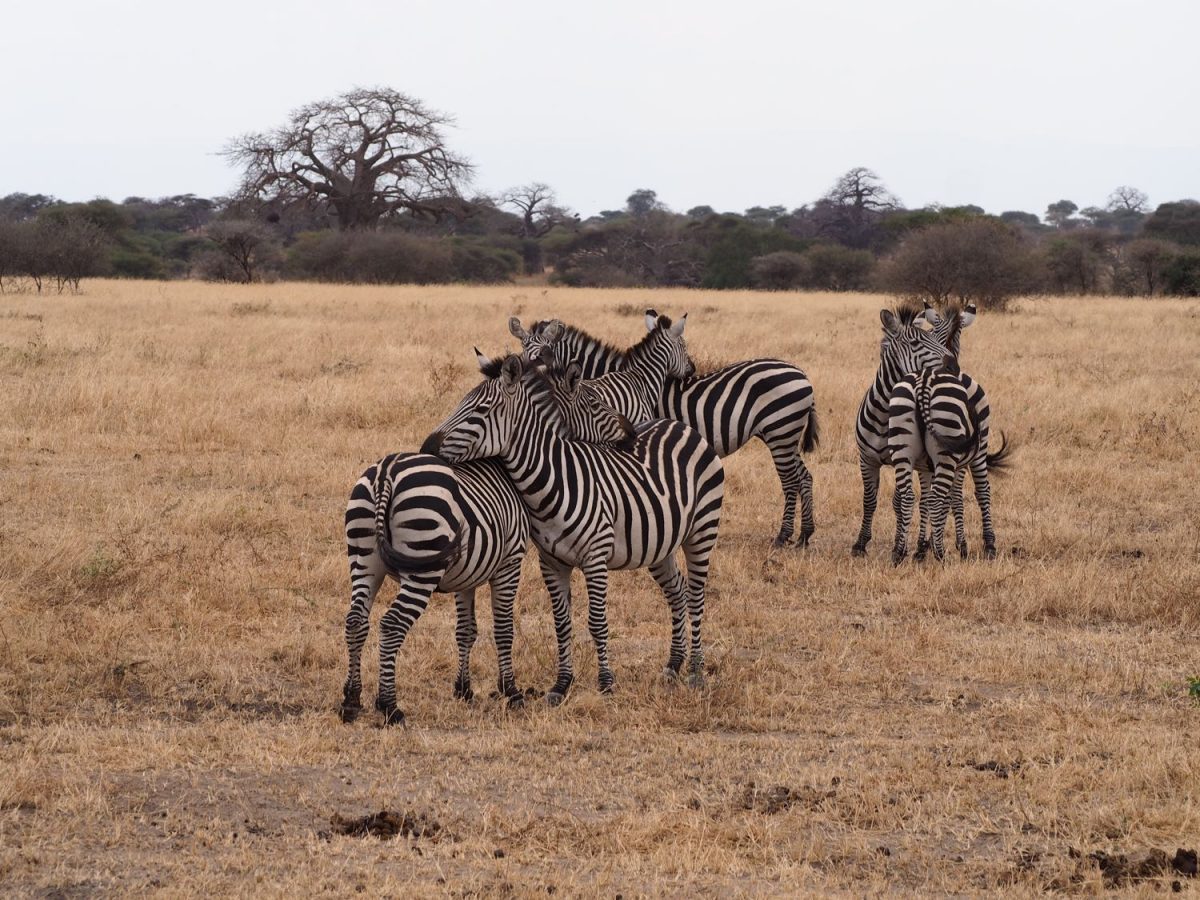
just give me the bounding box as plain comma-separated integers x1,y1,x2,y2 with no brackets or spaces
1,280,1199,896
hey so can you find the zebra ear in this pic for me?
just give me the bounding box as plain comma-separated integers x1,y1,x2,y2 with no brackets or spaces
508,317,528,340
880,309,901,335
474,347,492,371
542,320,565,342
922,305,941,325
668,313,687,337
564,362,583,394
644,309,659,332
960,304,977,328
500,354,522,389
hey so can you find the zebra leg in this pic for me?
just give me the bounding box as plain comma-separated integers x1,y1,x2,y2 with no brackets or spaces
765,434,802,547
452,589,477,702
539,556,575,706
341,556,385,723
582,558,615,694
891,461,916,565
648,557,688,679
374,574,438,727
928,465,957,561
796,458,815,548
852,457,881,556
952,467,968,559
682,531,717,688
489,558,524,707
970,455,998,559
914,467,932,562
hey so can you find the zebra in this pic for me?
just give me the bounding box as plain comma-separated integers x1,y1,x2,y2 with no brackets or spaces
509,312,817,547
851,302,977,557
888,325,1011,562
421,352,725,704
534,310,694,426
341,452,530,727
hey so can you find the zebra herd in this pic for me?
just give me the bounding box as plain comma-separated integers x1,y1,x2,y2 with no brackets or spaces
340,302,1008,726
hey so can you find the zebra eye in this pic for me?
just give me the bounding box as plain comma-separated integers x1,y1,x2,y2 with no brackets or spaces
473,403,491,415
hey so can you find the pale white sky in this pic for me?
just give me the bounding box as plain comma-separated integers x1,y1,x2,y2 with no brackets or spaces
3,0,1197,217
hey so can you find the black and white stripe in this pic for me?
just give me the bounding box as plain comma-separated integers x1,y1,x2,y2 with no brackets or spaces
341,452,530,726
422,353,724,703
888,349,1010,562
852,303,976,556
510,313,817,547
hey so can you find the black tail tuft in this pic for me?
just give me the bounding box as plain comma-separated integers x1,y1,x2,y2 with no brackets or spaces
985,430,1013,475
801,405,820,453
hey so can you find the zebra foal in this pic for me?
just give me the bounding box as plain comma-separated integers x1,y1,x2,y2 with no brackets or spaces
423,352,724,703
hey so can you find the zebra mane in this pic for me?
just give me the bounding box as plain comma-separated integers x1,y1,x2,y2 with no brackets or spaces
531,320,629,365
624,315,672,368
893,301,924,327
475,351,570,438
942,304,962,354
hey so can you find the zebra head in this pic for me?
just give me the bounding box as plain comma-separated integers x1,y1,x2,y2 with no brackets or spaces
921,300,976,357
879,305,955,377
641,309,695,379
540,363,637,447
510,316,565,368
422,350,525,464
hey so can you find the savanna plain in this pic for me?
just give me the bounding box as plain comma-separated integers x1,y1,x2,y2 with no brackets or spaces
1,281,1198,897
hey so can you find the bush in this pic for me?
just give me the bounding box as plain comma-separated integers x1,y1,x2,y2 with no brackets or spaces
1163,252,1200,296
1116,239,1178,296
749,251,810,290
804,244,875,291
877,218,1037,309
449,240,520,283
284,230,515,284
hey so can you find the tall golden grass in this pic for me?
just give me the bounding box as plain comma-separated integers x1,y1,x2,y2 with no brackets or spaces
1,280,1198,895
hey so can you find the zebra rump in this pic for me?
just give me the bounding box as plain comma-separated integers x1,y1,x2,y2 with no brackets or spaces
367,453,463,575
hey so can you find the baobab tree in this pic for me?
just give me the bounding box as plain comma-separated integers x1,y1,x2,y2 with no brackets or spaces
500,182,577,273
223,87,472,231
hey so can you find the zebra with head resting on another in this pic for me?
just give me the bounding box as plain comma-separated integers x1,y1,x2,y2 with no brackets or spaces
422,352,724,704
529,310,694,426
341,452,530,726
510,312,818,547
852,302,977,557
888,311,1010,562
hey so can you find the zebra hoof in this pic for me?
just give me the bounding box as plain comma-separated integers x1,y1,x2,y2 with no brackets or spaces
381,706,406,728
851,544,868,558
339,703,361,724
453,679,474,702
505,692,525,710
958,543,969,560
891,550,907,566
984,545,997,560
772,535,791,549
545,691,567,708
598,673,615,695
798,530,814,548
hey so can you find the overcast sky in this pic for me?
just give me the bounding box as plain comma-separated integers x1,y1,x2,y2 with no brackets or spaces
3,0,1197,218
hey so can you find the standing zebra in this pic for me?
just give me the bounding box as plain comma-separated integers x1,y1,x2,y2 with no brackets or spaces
532,311,694,426
510,312,817,547
888,338,1010,562
341,452,530,726
422,352,724,703
852,303,977,557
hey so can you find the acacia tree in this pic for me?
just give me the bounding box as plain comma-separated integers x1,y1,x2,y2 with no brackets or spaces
224,87,472,231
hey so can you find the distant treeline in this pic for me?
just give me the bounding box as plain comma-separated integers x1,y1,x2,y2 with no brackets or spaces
2,175,1199,304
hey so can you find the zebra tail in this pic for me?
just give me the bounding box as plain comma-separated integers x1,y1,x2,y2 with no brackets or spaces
373,455,463,574
985,430,1013,475
801,405,820,453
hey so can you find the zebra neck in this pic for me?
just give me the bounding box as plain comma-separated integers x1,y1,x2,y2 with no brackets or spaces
624,344,670,408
